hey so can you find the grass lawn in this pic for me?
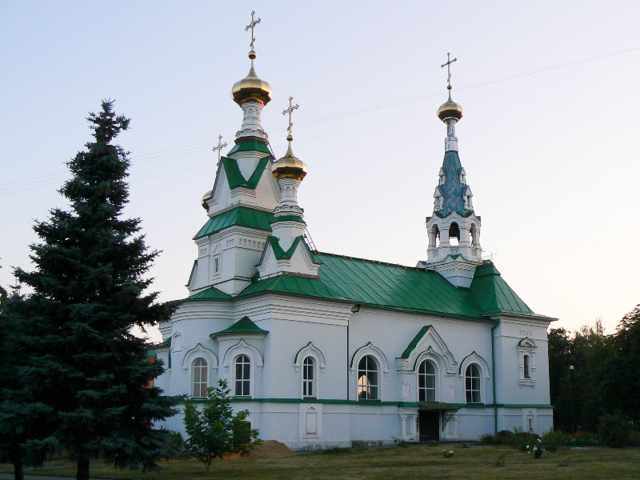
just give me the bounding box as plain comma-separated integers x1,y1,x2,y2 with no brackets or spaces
2,444,640,479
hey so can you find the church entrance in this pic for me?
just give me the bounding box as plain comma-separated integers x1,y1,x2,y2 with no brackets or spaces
418,411,440,441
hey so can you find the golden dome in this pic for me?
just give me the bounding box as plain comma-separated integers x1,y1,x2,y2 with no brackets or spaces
437,94,464,122
231,51,273,106
272,136,308,181
201,190,212,209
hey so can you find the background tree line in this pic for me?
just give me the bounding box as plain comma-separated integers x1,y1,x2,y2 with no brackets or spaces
549,305,640,433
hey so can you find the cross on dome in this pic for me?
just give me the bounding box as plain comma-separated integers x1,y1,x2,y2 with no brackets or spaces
245,11,261,51
212,135,227,164
441,52,457,91
282,96,299,138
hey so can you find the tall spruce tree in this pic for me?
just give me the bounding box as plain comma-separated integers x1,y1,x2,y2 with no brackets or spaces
10,101,178,480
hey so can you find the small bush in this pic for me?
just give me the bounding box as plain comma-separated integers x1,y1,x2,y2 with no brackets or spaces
628,431,640,446
598,412,632,448
541,431,569,452
479,434,494,444
526,438,545,458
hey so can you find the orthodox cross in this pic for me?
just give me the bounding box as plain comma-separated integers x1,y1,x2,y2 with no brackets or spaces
441,52,457,90
245,11,261,50
282,96,299,136
212,135,227,165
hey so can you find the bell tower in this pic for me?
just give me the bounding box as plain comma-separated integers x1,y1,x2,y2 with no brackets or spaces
418,54,482,287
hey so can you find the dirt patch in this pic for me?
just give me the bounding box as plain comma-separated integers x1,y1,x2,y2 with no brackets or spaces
249,440,296,459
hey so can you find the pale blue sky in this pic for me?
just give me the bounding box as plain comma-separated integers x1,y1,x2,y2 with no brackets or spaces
2,1,639,341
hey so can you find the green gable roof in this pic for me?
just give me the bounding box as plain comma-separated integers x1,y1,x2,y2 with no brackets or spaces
468,262,536,316
210,316,268,338
187,286,233,300
221,156,271,190
239,273,349,301
400,326,431,359
266,235,304,260
194,207,274,239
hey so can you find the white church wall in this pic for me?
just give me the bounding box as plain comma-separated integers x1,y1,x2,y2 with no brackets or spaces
349,308,494,405
492,318,551,407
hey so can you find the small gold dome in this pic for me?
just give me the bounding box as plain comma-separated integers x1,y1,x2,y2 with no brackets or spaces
231,51,273,106
437,95,464,122
272,137,308,181
201,190,212,209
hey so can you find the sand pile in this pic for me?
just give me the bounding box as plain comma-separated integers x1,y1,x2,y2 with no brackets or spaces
249,440,295,459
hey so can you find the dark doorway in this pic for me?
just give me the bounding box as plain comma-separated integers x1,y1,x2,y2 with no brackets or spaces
419,411,440,441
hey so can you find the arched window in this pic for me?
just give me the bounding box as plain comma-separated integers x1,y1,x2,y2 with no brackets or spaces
418,360,436,402
465,364,481,403
192,358,208,398
234,355,251,396
357,355,379,400
302,356,315,398
449,222,460,246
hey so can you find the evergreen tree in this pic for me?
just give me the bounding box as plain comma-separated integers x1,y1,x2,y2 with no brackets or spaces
9,101,178,480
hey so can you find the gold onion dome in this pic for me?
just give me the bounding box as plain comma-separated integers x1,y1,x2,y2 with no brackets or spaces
232,50,273,106
437,92,464,122
272,135,308,181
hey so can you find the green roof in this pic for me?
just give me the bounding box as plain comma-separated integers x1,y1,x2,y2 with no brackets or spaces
400,326,431,359
193,207,274,239
210,316,268,338
468,262,536,316
227,139,272,156
238,274,349,301
187,286,233,300
314,254,484,319
182,251,541,320
236,255,541,320
221,155,271,190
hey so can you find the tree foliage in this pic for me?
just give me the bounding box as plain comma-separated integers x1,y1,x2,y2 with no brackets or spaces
0,101,179,480
548,306,640,435
183,380,259,474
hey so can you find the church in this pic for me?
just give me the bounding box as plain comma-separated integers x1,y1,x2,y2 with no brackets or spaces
155,15,554,449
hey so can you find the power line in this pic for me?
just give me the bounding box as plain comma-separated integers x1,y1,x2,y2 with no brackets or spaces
1,45,638,208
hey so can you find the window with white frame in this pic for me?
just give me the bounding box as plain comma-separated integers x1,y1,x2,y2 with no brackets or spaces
418,360,437,402
465,363,482,403
213,255,220,276
192,358,208,398
357,355,379,400
302,356,315,398
518,338,537,385
234,354,251,396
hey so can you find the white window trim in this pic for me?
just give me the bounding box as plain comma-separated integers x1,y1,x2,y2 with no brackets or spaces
191,357,209,398
518,338,537,386
357,355,381,401
459,351,490,405
350,342,389,402
416,358,440,403
233,354,252,397
301,356,317,399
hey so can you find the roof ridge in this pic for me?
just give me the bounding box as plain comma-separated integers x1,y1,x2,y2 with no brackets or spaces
315,251,421,271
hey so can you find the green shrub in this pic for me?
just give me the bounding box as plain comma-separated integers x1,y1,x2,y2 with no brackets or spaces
541,431,569,452
628,431,640,447
598,412,632,448
479,434,494,444
568,431,599,446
